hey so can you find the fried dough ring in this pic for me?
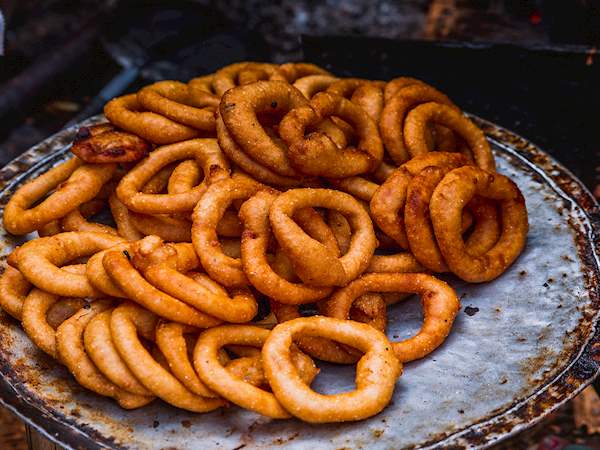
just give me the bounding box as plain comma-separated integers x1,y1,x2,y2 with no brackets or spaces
380,84,457,164
136,236,257,322
293,74,338,99
370,152,469,248
404,102,495,171
212,62,286,96
3,158,115,235
216,111,301,187
104,94,200,144
17,232,125,298
278,62,331,82
116,138,229,214
137,81,216,131
56,300,155,409
239,191,335,304
156,322,273,398
21,264,86,358
220,80,308,178
270,188,377,286
60,199,118,236
166,159,201,194
84,309,154,397
191,175,265,287
262,316,401,423
193,324,319,418
70,124,151,163
155,322,218,398
405,166,500,272
103,248,221,327
384,76,427,101
430,166,528,282
366,252,425,274
0,264,31,320
108,194,144,241
280,91,383,177
187,74,220,107
129,213,192,242
323,273,460,363
326,78,386,122
85,242,130,298
110,303,225,412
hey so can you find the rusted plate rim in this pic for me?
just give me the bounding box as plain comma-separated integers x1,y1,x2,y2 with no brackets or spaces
0,114,598,450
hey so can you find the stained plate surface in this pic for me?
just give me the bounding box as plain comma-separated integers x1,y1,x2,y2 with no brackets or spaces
0,115,598,450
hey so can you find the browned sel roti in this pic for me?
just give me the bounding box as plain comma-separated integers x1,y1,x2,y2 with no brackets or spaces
0,61,528,424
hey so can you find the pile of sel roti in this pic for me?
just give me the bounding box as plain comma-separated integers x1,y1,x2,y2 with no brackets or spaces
0,62,528,423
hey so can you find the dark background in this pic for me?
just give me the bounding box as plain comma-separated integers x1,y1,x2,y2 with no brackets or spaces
0,1,599,449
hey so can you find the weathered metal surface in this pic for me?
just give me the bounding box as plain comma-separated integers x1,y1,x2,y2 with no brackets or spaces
0,115,598,450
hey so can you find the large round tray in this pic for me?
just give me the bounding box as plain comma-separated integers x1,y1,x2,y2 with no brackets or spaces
0,116,598,450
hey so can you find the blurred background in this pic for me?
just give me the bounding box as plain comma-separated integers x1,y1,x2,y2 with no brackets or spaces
0,1,599,449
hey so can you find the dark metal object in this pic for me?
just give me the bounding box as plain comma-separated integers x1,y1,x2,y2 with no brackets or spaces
0,25,99,119
0,115,598,449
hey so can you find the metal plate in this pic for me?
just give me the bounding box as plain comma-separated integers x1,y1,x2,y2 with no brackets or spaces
0,115,598,450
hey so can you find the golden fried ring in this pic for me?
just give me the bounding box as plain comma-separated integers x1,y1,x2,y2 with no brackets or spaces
137,81,216,131
220,81,308,178
156,322,273,396
326,78,386,122
293,75,338,99
110,303,225,412
103,250,221,328
108,194,144,241
193,324,319,418
3,158,115,235
17,232,125,298
155,322,218,398
270,188,377,287
57,300,155,409
37,221,63,237
167,159,201,194
430,166,528,282
60,199,118,236
370,152,469,248
143,257,258,323
329,176,379,202
84,309,154,397
404,102,496,171
216,111,301,187
129,213,192,242
45,298,87,329
239,191,334,304
0,265,31,320
212,62,285,96
21,264,86,358
405,166,500,272
270,302,358,364
191,175,265,287
116,139,229,214
380,84,457,164
384,76,426,102
70,123,151,163
86,242,130,298
323,273,460,363
188,74,220,105
104,94,200,144
366,252,425,274
351,83,384,122
262,316,401,423
280,91,383,177
278,63,331,82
